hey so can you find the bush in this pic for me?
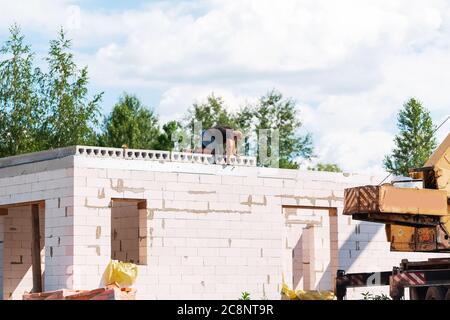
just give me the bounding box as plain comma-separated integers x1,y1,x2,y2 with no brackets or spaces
239,291,251,300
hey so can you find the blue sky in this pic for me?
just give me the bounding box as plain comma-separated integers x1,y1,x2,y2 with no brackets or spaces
76,0,150,11
0,0,449,173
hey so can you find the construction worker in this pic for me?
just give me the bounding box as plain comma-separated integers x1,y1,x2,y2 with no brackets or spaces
201,126,243,160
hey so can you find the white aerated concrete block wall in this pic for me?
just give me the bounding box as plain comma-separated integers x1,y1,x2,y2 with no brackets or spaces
1,146,450,300
71,154,450,300
72,159,285,299
0,216,3,299
68,157,341,298
0,155,77,296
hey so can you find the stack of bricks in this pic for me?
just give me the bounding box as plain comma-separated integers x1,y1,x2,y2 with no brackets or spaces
23,284,136,300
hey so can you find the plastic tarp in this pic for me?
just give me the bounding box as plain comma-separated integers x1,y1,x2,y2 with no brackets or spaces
281,283,335,300
102,260,138,288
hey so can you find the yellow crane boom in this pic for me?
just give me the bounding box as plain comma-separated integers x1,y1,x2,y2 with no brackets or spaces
343,133,450,252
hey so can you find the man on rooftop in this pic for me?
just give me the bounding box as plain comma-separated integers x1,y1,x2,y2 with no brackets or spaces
201,125,243,162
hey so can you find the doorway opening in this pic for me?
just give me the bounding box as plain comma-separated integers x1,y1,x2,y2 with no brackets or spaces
282,205,338,291
111,199,147,265
0,202,45,300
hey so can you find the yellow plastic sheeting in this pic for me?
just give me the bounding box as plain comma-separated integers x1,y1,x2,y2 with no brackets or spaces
102,260,138,288
281,283,335,300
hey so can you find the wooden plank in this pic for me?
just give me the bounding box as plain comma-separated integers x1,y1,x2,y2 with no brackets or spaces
111,198,147,209
137,200,147,210
343,186,380,215
23,289,87,300
64,288,106,300
0,208,8,216
89,289,115,300
23,287,136,300
31,204,43,293
0,200,45,210
44,292,64,300
282,205,337,216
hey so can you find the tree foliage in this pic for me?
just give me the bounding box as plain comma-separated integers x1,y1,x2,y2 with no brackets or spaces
153,120,182,151
183,90,313,168
99,94,159,149
185,94,235,130
0,25,314,170
0,24,42,156
253,90,313,168
383,98,436,176
40,29,102,148
0,25,101,157
309,163,342,172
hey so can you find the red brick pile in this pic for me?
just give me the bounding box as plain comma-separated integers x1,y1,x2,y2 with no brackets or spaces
22,284,136,300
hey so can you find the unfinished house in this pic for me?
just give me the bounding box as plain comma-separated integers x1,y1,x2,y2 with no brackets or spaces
0,146,448,299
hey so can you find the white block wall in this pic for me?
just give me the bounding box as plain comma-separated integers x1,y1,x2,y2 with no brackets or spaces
0,157,76,295
72,163,284,299
0,148,449,300
0,216,3,299
71,154,450,300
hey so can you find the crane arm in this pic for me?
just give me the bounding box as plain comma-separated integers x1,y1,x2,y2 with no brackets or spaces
343,133,450,252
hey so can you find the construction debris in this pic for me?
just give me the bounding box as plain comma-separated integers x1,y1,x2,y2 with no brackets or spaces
22,284,136,300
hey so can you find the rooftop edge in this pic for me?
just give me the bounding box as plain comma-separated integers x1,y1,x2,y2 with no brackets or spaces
0,145,257,169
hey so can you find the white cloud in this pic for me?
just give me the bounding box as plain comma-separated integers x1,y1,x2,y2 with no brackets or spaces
1,0,450,173
0,0,73,33
77,1,446,82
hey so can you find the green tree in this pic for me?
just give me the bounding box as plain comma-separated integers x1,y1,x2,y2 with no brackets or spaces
40,28,102,149
0,25,103,156
183,90,313,167
308,163,342,172
232,105,253,132
383,98,436,176
0,24,42,157
184,93,241,151
99,93,160,149
253,90,313,168
153,120,182,151
231,106,254,156
185,94,235,130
